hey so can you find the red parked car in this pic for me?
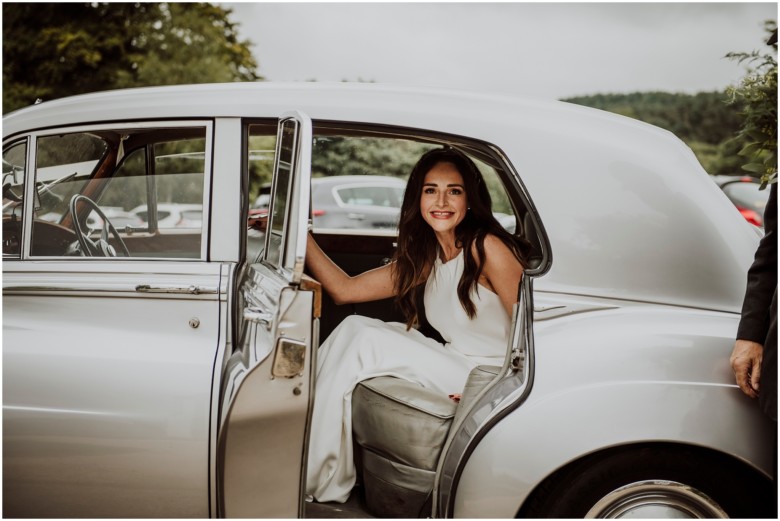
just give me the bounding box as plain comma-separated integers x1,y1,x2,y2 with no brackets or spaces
712,175,771,227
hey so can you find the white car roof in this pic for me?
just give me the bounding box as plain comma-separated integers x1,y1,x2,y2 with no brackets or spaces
3,82,668,143
3,82,759,313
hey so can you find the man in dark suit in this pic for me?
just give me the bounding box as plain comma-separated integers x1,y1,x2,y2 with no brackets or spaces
730,182,777,420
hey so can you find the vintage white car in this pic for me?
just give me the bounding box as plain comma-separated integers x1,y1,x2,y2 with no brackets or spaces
2,83,774,518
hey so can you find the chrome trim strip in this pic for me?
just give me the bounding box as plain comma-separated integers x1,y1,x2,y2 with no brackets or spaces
4,284,220,295
136,284,218,295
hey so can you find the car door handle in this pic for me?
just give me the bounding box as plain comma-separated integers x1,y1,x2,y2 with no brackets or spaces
243,307,273,328
347,213,366,220
135,284,218,295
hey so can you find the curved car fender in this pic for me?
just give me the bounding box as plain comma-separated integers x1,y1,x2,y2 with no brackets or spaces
452,304,775,518
454,379,774,518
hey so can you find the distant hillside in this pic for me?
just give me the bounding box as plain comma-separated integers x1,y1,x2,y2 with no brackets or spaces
562,92,746,176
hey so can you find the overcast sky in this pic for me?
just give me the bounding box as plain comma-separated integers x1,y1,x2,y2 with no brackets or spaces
222,2,776,100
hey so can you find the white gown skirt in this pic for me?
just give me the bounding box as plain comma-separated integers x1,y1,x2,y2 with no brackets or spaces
305,314,478,503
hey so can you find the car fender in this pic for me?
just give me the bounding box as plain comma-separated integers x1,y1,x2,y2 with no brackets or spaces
452,302,774,518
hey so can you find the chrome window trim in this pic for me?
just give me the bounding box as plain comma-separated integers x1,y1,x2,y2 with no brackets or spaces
2,259,228,298
261,112,312,284
1,136,31,261
21,134,36,261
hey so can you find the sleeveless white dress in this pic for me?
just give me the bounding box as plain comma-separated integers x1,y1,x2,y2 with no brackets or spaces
305,250,511,503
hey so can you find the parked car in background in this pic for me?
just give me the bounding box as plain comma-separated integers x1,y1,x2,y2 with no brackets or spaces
3,83,773,519
131,203,203,229
711,174,770,227
309,176,516,233
39,207,142,231
251,192,271,214
310,175,405,230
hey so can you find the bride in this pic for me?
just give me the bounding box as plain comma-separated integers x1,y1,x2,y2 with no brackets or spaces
304,147,527,503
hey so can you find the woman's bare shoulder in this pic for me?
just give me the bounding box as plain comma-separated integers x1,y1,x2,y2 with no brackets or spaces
468,233,514,255
476,233,525,269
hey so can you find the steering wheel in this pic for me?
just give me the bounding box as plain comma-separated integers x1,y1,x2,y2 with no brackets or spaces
69,194,130,257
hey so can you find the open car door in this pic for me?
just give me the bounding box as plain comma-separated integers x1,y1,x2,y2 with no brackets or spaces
218,112,319,517
434,273,536,517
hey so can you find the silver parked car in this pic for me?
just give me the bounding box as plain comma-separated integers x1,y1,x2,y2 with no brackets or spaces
2,83,773,518
310,175,405,230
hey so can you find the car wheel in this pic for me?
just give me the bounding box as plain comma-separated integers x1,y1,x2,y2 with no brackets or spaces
519,445,774,519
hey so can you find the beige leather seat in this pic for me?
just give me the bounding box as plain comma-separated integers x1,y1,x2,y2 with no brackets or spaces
352,365,500,518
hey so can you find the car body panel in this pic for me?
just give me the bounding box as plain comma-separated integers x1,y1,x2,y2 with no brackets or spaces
218,267,316,517
212,118,244,263
3,260,225,518
453,291,774,517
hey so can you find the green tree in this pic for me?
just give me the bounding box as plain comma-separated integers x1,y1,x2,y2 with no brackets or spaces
562,91,746,176
2,3,259,114
595,91,742,145
726,21,778,188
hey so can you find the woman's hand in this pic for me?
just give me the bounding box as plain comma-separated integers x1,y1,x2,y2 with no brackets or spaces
305,233,397,305
247,210,268,231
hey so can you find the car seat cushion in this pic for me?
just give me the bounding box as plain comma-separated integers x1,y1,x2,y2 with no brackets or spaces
352,376,457,470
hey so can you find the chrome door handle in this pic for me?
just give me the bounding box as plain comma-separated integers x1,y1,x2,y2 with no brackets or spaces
135,284,217,295
347,213,366,220
243,307,273,328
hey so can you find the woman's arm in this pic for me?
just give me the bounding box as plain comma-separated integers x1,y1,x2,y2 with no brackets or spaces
305,234,397,305
479,234,525,317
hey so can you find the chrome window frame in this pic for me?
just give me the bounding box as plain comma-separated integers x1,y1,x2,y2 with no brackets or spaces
19,120,214,262
2,136,31,261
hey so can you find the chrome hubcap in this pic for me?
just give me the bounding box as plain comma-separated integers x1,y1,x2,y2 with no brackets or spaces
585,480,728,518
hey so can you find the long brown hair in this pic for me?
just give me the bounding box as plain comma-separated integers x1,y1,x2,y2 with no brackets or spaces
392,147,527,329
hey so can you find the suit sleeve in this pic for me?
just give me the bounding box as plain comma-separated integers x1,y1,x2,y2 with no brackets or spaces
737,183,778,344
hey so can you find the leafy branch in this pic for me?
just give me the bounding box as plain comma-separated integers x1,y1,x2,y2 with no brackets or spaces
726,21,777,189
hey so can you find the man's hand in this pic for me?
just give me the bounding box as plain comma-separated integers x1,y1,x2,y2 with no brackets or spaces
730,339,764,399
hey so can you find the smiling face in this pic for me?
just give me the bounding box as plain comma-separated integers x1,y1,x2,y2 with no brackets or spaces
419,161,468,240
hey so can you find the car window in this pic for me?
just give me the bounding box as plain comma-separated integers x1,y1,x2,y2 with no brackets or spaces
3,139,27,258
245,123,518,253
30,126,208,259
310,134,514,233
246,122,278,262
